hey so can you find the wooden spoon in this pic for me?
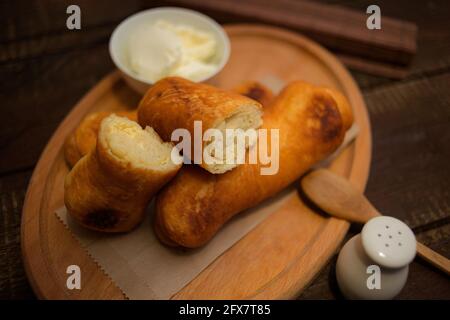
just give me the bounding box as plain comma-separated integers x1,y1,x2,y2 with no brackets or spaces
301,168,450,275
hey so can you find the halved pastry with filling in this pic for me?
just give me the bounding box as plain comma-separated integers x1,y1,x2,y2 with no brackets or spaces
64,114,181,232
137,77,263,174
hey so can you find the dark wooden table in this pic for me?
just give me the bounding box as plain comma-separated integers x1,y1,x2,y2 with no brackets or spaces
1,0,449,299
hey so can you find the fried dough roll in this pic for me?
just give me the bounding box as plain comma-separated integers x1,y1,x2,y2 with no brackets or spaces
154,81,353,247
64,114,181,232
137,77,263,174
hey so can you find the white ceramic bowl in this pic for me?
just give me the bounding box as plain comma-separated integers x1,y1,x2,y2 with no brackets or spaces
109,7,230,95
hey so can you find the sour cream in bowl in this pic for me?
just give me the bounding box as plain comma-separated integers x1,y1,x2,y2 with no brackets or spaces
109,7,230,94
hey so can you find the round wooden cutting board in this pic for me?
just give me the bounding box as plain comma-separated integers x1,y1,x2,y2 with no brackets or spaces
21,24,371,299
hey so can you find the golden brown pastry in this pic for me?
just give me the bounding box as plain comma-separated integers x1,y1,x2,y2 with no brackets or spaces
137,77,263,174
233,81,274,107
64,110,137,167
64,114,181,232
154,81,353,248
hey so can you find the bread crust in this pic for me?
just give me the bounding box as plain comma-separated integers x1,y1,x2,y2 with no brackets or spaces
154,81,353,248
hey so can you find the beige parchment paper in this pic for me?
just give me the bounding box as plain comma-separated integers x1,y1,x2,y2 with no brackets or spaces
56,188,292,299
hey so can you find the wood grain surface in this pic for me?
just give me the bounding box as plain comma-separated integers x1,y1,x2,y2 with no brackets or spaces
21,25,371,300
166,0,418,78
1,0,449,299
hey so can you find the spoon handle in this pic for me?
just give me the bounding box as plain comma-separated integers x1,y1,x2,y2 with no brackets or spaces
301,169,450,276
416,242,450,276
